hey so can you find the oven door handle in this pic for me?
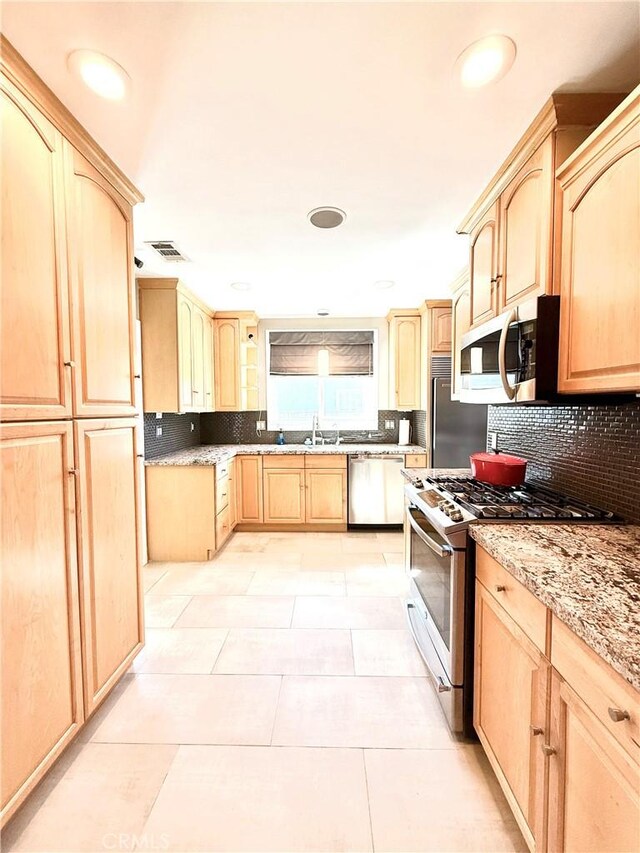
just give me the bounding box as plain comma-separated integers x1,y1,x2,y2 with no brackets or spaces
407,508,452,557
406,603,451,693
498,309,518,401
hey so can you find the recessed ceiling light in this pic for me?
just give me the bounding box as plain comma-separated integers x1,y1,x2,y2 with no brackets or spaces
455,35,516,89
308,207,346,229
373,280,395,290
231,281,252,291
68,49,130,100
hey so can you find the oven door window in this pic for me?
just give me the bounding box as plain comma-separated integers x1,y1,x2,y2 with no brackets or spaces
408,510,452,651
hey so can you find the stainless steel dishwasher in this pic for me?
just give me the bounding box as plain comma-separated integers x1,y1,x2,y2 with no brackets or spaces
348,455,405,525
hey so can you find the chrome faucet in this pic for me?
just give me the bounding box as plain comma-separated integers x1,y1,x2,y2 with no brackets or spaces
333,423,341,446
312,414,323,445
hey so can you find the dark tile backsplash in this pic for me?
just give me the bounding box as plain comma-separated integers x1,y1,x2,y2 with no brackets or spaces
487,401,640,523
412,410,427,449
143,413,201,459
200,410,424,447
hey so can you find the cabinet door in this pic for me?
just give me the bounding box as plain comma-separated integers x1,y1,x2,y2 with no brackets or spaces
499,137,554,311
75,419,143,716
430,306,452,353
228,459,237,529
1,422,83,825
557,100,640,393
66,146,136,417
236,455,263,523
177,294,194,412
214,318,240,411
305,469,346,524
264,468,305,524
474,581,549,851
391,315,421,410
451,277,471,400
469,201,499,326
191,306,205,410
0,75,72,420
547,670,639,853
203,314,214,411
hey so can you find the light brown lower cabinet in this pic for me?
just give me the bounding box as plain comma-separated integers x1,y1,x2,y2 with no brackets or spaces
1,422,84,826
263,466,306,524
1,419,143,827
475,546,640,853
236,455,264,523
474,580,548,851
304,468,347,524
74,419,143,715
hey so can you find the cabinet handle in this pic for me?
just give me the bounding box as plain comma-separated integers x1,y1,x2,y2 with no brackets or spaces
136,453,144,458
541,744,556,757
68,468,79,476
134,373,141,379
495,584,506,592
608,707,631,723
64,360,75,367
530,726,543,736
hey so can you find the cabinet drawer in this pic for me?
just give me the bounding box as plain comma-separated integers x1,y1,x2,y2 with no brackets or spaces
405,453,427,468
305,454,347,469
216,504,231,548
216,460,230,480
476,547,548,653
216,474,230,513
263,455,304,469
551,615,639,762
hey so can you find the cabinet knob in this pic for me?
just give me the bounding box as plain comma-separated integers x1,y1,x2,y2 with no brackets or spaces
608,707,630,723
495,584,506,593
530,726,543,736
541,744,556,757
64,360,75,368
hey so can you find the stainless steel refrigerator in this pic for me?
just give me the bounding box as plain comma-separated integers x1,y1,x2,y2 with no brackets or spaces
431,377,488,468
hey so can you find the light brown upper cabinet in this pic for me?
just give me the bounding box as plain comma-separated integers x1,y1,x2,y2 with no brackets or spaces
213,312,259,412
556,86,640,394
214,317,240,411
429,304,452,353
499,136,554,310
388,310,421,411
469,200,500,326
66,146,137,417
74,418,143,716
138,278,215,413
450,270,471,400
1,422,84,826
458,93,626,331
1,73,73,421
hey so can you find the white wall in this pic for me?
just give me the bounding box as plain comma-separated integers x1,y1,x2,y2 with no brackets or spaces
257,316,389,411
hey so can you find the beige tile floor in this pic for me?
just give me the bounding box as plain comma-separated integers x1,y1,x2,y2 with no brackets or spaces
3,530,526,853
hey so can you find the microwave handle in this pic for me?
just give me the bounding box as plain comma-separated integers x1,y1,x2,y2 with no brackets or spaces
407,508,452,557
498,309,517,401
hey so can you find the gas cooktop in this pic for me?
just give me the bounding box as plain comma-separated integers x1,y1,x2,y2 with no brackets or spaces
407,474,621,529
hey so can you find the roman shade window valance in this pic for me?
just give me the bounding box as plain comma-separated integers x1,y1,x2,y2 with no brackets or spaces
268,330,375,376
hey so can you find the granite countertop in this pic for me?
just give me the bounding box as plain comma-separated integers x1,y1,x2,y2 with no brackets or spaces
146,443,427,466
470,524,640,691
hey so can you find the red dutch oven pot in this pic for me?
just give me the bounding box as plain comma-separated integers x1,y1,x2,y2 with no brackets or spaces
470,451,527,487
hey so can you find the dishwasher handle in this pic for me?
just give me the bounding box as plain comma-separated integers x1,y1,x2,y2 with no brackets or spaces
350,455,404,462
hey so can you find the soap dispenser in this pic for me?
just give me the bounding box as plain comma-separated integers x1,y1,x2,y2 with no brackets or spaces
276,429,286,446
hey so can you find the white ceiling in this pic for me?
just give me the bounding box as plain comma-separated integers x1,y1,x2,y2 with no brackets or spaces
3,2,639,316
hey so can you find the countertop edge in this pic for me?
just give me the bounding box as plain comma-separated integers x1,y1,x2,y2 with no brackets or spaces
146,444,428,466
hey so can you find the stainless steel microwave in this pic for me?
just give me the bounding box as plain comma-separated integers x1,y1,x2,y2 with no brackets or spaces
459,295,560,404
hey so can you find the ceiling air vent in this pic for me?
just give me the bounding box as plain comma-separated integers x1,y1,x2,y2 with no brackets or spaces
145,240,189,262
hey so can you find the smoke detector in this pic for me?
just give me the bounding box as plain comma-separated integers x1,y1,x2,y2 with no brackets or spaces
308,207,346,229
145,240,189,262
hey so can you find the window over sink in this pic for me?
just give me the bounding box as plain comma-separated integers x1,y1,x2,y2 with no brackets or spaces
266,330,378,431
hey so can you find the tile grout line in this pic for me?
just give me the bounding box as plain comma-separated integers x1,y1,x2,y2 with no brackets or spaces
268,675,284,746
361,748,376,853
209,628,230,674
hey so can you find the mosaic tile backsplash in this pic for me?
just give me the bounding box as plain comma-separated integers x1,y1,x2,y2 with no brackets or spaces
144,413,201,459
200,410,423,446
487,401,640,524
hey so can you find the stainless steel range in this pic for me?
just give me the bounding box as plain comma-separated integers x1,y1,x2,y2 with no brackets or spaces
404,474,621,736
